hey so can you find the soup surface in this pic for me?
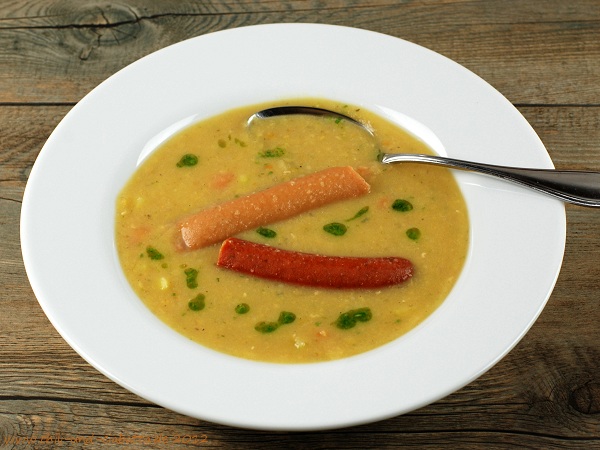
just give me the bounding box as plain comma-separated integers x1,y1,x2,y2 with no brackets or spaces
115,99,469,363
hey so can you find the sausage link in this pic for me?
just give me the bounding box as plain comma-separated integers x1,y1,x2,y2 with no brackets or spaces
217,238,413,289
178,166,370,250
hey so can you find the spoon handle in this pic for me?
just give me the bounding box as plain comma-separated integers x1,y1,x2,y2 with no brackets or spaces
379,153,600,207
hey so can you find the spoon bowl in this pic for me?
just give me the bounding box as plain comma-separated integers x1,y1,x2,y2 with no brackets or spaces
248,105,373,135
249,106,600,207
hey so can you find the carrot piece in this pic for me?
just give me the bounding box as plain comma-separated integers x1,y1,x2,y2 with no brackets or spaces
178,166,370,250
211,171,236,189
217,238,414,289
127,226,150,246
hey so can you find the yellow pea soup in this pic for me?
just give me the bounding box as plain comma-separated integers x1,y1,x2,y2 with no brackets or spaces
115,99,469,363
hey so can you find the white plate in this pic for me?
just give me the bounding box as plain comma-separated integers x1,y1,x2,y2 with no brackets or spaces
20,24,565,430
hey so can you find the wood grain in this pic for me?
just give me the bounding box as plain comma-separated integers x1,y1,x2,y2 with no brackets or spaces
1,1,599,448
0,1,599,104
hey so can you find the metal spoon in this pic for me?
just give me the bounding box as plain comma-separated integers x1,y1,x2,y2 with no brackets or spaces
248,106,600,207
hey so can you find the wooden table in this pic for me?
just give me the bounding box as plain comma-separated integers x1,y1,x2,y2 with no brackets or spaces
2,1,599,448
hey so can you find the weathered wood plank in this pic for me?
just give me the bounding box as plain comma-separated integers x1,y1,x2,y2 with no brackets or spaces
2,1,600,29
0,106,68,198
0,1,599,104
0,0,389,26
0,394,598,449
520,106,600,170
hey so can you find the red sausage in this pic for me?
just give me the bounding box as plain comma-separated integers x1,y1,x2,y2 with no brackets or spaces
217,238,413,289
